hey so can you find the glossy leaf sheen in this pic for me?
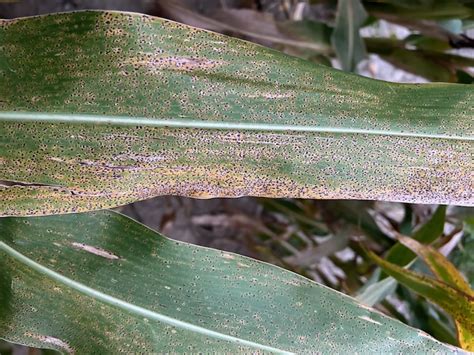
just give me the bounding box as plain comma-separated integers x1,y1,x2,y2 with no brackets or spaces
0,211,462,353
0,11,473,216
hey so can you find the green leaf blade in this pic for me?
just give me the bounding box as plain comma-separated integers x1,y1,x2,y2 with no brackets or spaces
397,234,472,295
0,11,473,216
396,234,474,350
385,206,447,268
331,0,368,71
369,250,474,351
0,211,463,353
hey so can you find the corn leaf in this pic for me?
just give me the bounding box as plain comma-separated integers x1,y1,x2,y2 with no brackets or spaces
331,0,368,71
356,272,399,306
0,11,473,216
359,206,446,303
453,217,474,288
397,235,472,295
0,210,463,353
368,250,474,351
397,235,474,350
384,206,446,269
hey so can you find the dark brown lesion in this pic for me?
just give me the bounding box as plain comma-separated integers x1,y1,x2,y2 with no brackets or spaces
0,179,61,188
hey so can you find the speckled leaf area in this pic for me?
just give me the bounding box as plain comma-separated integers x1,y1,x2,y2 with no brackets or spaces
1,121,472,215
0,211,462,353
0,11,472,215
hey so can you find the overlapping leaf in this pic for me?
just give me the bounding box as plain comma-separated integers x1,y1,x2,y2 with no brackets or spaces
358,206,445,304
397,235,474,350
384,206,446,270
369,239,474,351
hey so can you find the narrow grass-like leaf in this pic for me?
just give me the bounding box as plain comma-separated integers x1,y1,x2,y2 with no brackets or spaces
0,11,473,216
359,206,445,302
396,235,474,350
453,217,474,288
384,206,446,268
356,263,414,307
369,250,474,351
331,0,368,71
397,235,472,295
356,274,398,306
0,211,463,353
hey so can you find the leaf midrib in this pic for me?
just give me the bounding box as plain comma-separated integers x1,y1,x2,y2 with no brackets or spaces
1,112,471,141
